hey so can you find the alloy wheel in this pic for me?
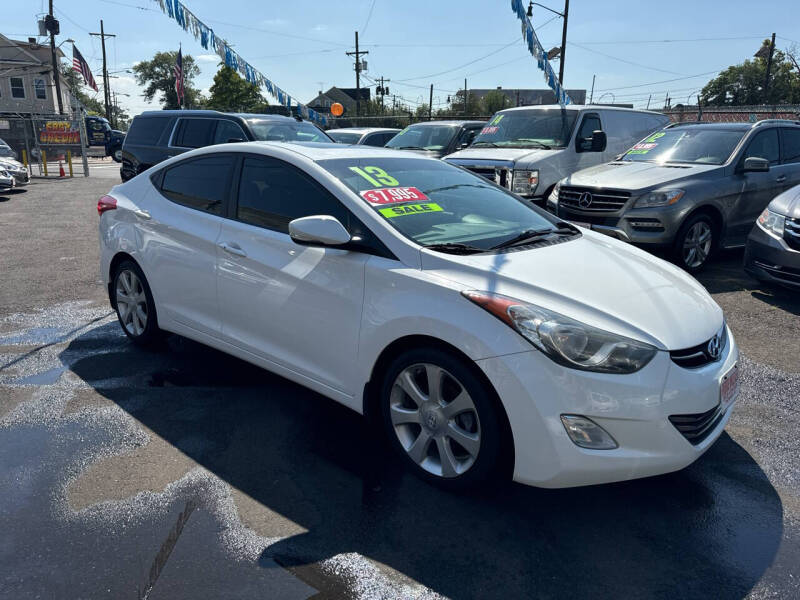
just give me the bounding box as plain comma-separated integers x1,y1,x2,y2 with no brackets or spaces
389,363,481,478
682,221,713,268
115,269,148,336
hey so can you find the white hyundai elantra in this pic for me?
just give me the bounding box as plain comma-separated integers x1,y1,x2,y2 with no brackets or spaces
98,142,739,489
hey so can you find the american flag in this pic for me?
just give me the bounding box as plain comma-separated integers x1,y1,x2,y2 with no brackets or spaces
174,47,184,107
72,45,98,92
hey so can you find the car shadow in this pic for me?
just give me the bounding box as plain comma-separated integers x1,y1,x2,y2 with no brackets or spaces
0,187,27,202
62,326,783,599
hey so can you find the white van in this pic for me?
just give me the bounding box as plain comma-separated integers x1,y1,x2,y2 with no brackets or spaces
444,105,669,205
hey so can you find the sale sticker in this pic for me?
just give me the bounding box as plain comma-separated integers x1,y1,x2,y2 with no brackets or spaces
361,186,429,205
379,203,443,218
632,142,657,151
481,126,499,135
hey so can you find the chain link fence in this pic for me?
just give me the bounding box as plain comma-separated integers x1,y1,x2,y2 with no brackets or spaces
664,104,800,124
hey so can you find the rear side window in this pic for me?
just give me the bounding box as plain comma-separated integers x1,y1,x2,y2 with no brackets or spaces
160,155,234,215
782,128,800,164
126,116,170,145
213,120,247,144
744,129,780,165
173,119,216,148
236,156,350,232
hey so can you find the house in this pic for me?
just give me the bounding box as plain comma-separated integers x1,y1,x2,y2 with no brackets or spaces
307,86,371,114
0,34,72,116
469,87,587,107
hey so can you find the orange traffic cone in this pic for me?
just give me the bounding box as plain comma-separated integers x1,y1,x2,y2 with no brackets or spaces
58,161,65,177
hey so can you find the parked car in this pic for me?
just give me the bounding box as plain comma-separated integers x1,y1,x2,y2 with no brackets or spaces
744,183,800,288
99,143,739,490
108,129,126,163
445,105,669,205
85,116,126,162
385,120,485,158
120,110,334,181
549,120,800,272
0,167,14,190
0,143,29,186
327,127,400,146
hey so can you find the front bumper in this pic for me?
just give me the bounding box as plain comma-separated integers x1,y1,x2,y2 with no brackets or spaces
477,326,739,488
744,224,800,288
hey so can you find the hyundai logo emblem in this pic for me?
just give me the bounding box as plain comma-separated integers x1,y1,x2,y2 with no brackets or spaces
578,192,593,208
707,334,722,360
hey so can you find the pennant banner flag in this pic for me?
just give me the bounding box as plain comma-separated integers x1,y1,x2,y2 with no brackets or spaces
152,0,328,125
510,0,571,106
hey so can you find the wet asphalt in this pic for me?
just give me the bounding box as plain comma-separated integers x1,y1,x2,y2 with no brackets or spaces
0,172,798,599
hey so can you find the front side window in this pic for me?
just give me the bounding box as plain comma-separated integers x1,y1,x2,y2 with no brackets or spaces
471,109,578,149
33,78,46,100
622,128,745,165
782,128,800,164
744,129,780,165
160,155,234,215
173,119,216,148
212,120,247,145
236,156,350,232
385,125,459,151
318,157,562,251
10,77,25,99
577,115,602,139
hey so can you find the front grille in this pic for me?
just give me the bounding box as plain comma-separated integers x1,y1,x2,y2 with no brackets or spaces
558,186,631,213
669,404,725,445
784,217,800,251
670,325,727,369
557,207,621,227
466,166,497,182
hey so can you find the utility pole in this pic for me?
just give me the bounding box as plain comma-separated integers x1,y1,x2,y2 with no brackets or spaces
90,20,115,123
589,74,595,104
464,78,468,116
763,32,776,103
646,94,652,110
559,0,569,85
47,0,64,114
429,84,433,121
346,31,368,117
377,76,390,113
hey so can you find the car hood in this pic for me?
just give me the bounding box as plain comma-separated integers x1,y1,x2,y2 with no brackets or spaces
564,161,720,191
0,158,23,170
769,183,800,219
444,147,555,164
421,230,722,351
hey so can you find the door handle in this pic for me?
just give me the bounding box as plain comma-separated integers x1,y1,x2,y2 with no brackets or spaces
776,175,787,183
218,242,247,257
133,209,151,220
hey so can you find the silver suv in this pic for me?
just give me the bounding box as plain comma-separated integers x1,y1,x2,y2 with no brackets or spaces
548,120,800,271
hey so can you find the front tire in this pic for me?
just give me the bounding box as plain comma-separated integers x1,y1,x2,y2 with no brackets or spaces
112,148,123,163
112,260,161,346
673,213,715,273
379,348,503,489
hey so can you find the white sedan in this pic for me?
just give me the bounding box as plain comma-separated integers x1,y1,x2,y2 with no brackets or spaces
98,142,739,489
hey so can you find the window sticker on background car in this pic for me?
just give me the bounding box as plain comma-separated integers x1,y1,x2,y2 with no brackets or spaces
378,202,443,218
643,132,666,143
481,126,499,135
349,166,400,187
628,142,658,154
361,187,429,205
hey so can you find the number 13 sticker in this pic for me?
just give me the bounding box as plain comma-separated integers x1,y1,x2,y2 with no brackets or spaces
349,166,400,187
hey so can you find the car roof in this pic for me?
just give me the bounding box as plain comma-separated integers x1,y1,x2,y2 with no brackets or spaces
137,110,302,123
667,120,800,131
228,141,439,162
405,120,486,127
498,104,666,116
329,127,400,134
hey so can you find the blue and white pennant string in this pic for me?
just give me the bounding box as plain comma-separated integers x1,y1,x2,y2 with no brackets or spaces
152,0,328,125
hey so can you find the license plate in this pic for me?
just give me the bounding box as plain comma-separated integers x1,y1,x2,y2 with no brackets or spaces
720,363,740,409
569,220,591,229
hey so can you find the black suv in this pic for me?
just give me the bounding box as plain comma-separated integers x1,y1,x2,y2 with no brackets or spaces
120,110,333,181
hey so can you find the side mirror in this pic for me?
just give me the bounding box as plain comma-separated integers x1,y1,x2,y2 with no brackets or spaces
590,130,607,152
743,156,769,172
289,215,351,247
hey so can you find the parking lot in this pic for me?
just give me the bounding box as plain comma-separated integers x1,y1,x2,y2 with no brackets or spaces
1,174,799,599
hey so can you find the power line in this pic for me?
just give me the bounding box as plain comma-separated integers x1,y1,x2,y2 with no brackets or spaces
569,41,685,75
395,39,518,82
594,69,726,93
578,35,767,45
361,0,378,37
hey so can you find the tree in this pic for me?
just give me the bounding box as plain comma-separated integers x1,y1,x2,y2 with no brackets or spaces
481,90,509,114
206,64,269,112
449,90,483,116
60,64,105,115
132,51,204,109
701,40,800,105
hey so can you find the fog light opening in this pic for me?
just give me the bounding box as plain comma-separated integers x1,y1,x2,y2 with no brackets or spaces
560,414,618,450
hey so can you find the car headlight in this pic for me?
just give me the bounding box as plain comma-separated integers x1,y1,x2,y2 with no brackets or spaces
548,182,561,205
634,189,685,208
462,291,658,374
756,208,785,238
512,169,539,196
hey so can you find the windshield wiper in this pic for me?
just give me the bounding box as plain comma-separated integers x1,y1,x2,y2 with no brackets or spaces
471,141,500,147
394,145,427,150
512,140,552,149
423,242,485,255
490,225,576,250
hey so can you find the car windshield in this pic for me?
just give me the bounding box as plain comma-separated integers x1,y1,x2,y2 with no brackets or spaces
0,146,14,158
328,131,362,144
245,118,331,143
622,128,746,165
318,157,568,251
471,109,577,148
385,125,458,151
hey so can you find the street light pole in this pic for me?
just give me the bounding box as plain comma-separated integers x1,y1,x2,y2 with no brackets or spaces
528,1,569,85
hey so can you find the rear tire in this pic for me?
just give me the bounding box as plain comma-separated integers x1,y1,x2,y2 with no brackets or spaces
673,213,716,273
379,347,503,490
112,260,162,346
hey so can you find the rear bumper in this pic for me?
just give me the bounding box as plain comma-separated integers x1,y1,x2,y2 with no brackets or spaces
477,326,738,488
744,225,800,288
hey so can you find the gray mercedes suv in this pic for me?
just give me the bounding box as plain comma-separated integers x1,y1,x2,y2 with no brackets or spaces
548,120,800,271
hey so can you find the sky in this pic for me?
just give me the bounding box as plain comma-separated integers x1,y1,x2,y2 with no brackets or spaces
4,0,799,119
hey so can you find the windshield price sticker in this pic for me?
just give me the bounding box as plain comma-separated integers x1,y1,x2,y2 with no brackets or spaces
348,166,400,187
481,126,499,135
629,142,657,155
361,187,429,205
379,203,443,218
644,132,666,143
